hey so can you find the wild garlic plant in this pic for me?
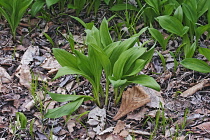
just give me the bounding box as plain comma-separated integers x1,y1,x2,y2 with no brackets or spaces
45,18,160,118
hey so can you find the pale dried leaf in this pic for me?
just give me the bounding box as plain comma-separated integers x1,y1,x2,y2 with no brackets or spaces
113,86,150,120
0,67,12,84
119,130,129,137
128,129,150,135
181,79,210,97
41,56,61,70
126,107,148,120
143,86,164,108
16,64,32,89
113,120,125,134
21,46,39,65
194,122,210,132
66,119,76,133
87,107,106,134
99,127,114,135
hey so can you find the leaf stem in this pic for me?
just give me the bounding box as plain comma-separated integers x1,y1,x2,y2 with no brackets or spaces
105,80,109,106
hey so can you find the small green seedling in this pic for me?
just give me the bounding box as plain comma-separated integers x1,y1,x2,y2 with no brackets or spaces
0,0,33,39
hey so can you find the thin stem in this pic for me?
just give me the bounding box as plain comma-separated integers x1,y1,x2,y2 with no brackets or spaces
105,80,109,106
115,87,125,105
114,88,119,105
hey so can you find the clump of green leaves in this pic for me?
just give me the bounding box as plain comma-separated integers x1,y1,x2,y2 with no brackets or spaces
45,18,160,119
0,0,33,38
181,47,210,73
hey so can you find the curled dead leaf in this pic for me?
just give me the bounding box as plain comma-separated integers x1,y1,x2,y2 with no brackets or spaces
181,79,210,97
0,67,12,84
113,86,150,121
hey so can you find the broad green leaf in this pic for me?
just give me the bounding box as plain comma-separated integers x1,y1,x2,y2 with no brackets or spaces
113,47,143,79
181,58,210,73
45,98,84,118
53,48,77,68
108,76,127,88
197,0,210,18
48,92,93,102
104,41,121,57
88,47,102,92
54,66,95,88
195,24,210,41
46,0,60,7
100,18,113,47
139,46,155,64
30,0,45,16
86,26,103,48
124,59,145,76
184,42,197,58
156,15,189,37
128,75,160,91
90,43,112,76
199,47,210,61
109,37,137,66
74,50,93,77
149,28,166,50
110,4,138,11
123,47,146,74
145,0,160,14
174,5,183,23
182,3,197,23
163,4,175,15
16,112,27,129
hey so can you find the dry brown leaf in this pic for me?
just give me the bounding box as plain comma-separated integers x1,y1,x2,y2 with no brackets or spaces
41,56,61,71
113,86,150,120
126,107,148,120
16,64,32,89
113,120,125,134
194,122,210,132
20,46,39,65
181,79,210,97
0,67,12,84
143,86,164,108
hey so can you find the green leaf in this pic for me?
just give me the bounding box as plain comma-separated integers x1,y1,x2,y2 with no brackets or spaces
71,16,88,29
199,47,210,61
74,50,93,77
104,0,110,5
100,18,113,47
174,5,183,23
156,15,189,37
182,3,197,23
113,47,145,79
195,24,210,41
110,4,138,11
45,98,84,118
128,75,160,91
48,92,93,102
149,28,167,50
30,0,45,16
108,76,127,88
46,0,60,7
123,47,146,75
53,48,77,68
197,0,210,18
124,59,145,76
181,58,210,73
16,112,27,129
109,37,137,66
184,42,197,58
